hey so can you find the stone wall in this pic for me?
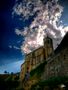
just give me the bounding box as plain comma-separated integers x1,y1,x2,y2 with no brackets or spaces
43,47,68,80
25,47,45,72
20,62,26,81
20,36,54,81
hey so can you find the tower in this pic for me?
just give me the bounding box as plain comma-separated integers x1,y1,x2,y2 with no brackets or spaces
44,36,53,59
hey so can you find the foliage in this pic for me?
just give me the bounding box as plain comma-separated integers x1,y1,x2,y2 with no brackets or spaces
0,74,20,90
16,86,24,90
30,61,47,77
4,71,9,74
31,76,68,90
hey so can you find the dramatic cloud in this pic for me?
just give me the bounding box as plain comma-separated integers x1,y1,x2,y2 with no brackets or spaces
13,0,68,54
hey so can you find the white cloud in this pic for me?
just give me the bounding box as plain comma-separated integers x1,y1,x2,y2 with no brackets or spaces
13,46,20,50
9,45,12,48
15,29,22,35
9,45,20,50
15,28,28,36
13,0,68,54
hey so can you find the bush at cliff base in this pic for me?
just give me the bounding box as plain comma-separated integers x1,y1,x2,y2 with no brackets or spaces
31,76,68,90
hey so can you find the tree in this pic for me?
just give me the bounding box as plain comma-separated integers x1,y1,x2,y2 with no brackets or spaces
4,70,8,74
11,72,14,75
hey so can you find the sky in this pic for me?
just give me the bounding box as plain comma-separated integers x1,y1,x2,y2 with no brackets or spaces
0,0,68,74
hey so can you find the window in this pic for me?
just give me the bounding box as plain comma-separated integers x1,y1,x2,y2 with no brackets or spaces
64,55,66,59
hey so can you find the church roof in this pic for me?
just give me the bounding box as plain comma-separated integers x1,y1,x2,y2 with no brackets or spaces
55,32,68,54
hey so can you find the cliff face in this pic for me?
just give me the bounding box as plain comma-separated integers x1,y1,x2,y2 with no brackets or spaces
22,61,47,90
20,33,68,90
20,36,54,85
21,47,68,90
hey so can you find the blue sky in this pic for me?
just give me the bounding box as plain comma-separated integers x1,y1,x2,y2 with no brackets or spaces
0,0,24,73
0,0,68,74
0,60,24,74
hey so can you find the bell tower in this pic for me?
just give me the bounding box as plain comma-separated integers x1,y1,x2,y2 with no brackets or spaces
44,36,53,59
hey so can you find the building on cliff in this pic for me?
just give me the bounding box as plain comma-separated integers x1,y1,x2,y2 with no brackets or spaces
20,32,68,82
20,35,54,81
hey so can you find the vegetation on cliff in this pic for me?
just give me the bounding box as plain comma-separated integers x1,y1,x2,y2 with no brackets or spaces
30,61,47,78
31,76,68,90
